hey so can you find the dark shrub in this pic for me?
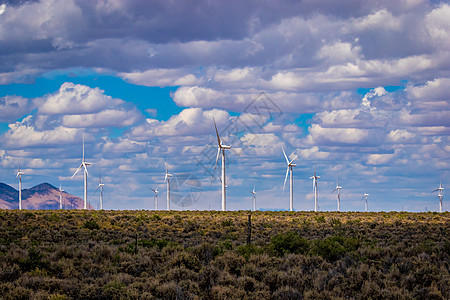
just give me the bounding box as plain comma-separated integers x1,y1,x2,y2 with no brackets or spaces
269,231,309,256
310,236,359,261
82,219,100,230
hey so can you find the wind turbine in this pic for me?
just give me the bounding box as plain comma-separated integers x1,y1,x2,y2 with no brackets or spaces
151,187,159,210
213,118,231,211
17,163,24,210
164,163,172,210
59,183,64,209
332,174,342,212
71,135,92,209
95,174,104,210
433,181,444,213
250,186,256,211
310,169,320,212
282,147,297,212
362,187,369,212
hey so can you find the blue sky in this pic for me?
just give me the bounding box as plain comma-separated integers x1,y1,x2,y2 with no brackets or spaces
0,0,449,211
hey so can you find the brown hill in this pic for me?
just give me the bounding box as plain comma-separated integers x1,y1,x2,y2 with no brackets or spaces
0,182,94,210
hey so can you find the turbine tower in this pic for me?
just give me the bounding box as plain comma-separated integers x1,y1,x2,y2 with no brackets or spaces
310,169,320,212
164,163,172,210
59,183,64,209
71,135,92,209
250,186,256,211
151,187,159,210
433,181,444,213
282,147,297,212
332,174,342,212
95,174,104,210
17,163,24,210
362,188,369,212
213,118,231,211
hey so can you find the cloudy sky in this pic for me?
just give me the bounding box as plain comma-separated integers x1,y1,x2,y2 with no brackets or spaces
1,0,449,212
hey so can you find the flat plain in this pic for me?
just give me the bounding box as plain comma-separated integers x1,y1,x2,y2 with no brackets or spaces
0,210,448,299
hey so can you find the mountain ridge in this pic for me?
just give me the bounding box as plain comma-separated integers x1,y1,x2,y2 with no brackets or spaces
0,182,94,210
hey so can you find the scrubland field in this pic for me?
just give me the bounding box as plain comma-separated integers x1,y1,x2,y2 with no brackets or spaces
0,210,449,299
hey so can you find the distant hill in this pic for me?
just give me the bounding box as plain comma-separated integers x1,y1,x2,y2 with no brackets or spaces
0,182,94,210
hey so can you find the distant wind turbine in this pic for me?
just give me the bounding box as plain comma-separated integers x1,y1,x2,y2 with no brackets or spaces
71,135,92,209
282,147,297,212
164,162,172,210
310,169,320,212
213,118,231,211
332,174,342,212
362,187,369,212
433,181,444,213
95,174,104,210
59,183,64,209
17,163,24,210
151,186,159,210
250,186,256,211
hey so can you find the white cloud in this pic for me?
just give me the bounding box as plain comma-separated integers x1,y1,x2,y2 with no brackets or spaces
387,129,416,143
62,108,142,128
366,152,397,165
0,4,6,15
3,116,80,148
38,82,121,115
129,108,230,139
0,95,34,122
307,124,372,145
119,69,202,87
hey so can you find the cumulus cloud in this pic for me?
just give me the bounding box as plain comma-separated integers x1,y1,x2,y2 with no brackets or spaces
120,69,202,87
3,115,81,148
0,95,34,122
129,108,230,139
38,82,121,115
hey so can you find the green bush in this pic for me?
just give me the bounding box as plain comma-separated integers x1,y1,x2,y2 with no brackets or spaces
269,231,309,256
82,219,99,230
310,236,359,261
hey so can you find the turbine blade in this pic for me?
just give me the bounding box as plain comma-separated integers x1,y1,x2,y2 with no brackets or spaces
282,147,289,164
283,166,289,191
71,165,83,179
213,118,221,147
212,147,220,179
82,162,89,176
332,188,337,194
289,155,298,164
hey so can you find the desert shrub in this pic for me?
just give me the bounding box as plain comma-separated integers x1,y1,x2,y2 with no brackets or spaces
315,216,326,223
310,236,359,261
18,247,49,272
236,244,264,260
0,262,21,282
272,286,303,300
140,238,168,250
221,219,233,227
211,285,246,300
82,219,99,230
269,231,309,256
170,252,202,272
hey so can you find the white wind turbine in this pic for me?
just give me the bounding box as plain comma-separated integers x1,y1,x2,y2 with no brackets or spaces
164,163,172,210
332,174,342,212
310,169,320,212
362,187,369,212
17,163,24,210
71,135,92,209
95,174,104,210
59,183,64,209
151,187,159,210
213,118,231,212
282,147,297,212
433,181,444,213
250,186,256,211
